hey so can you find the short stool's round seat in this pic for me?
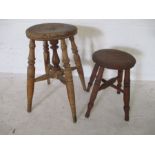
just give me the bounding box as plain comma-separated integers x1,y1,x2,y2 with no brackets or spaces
26,23,77,41
92,49,136,70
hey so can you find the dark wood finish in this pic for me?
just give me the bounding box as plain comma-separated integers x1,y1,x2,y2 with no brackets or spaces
117,70,123,94
123,69,130,121
27,40,35,112
26,23,86,123
87,64,99,92
85,67,104,118
99,77,117,90
92,49,136,70
102,79,124,93
86,49,136,121
43,41,50,84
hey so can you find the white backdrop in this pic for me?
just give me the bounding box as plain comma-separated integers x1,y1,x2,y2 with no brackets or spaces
0,19,154,80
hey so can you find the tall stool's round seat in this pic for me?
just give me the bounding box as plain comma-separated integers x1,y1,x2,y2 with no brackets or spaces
26,23,77,40
26,23,86,123
85,49,136,121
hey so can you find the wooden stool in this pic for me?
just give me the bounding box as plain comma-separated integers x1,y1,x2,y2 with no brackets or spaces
26,23,86,122
85,49,136,121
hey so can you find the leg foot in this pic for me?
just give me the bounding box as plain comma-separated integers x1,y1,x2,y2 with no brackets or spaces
73,115,77,123
123,69,130,121
27,40,35,112
61,39,77,123
27,104,32,112
85,67,104,118
85,111,90,118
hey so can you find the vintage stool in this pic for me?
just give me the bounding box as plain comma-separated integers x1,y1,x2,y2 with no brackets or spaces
26,23,86,122
85,49,136,121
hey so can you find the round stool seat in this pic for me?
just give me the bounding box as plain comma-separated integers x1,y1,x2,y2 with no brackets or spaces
92,49,136,70
26,23,77,41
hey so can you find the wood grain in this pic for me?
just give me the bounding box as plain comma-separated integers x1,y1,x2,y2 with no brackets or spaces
27,39,35,112
69,36,86,91
43,41,50,84
61,39,77,123
85,67,104,118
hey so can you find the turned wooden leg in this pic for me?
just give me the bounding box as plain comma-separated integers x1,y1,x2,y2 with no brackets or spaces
117,70,123,94
27,39,35,112
87,64,99,92
61,39,77,123
50,40,60,70
69,36,86,91
43,41,50,84
123,69,130,121
85,67,104,118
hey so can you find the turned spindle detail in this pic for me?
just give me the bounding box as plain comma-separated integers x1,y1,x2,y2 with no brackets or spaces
50,40,60,70
26,23,86,123
123,69,130,121
117,70,123,94
27,39,36,112
85,49,136,121
61,39,77,122
43,41,50,84
69,36,86,90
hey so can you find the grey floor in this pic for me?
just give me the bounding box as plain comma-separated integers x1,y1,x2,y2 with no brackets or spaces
0,73,155,135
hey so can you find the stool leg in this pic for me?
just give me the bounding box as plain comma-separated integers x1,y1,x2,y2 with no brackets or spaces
43,41,50,84
27,40,35,112
117,70,123,94
61,39,77,123
85,67,104,118
87,64,99,92
69,36,86,91
50,40,60,70
123,69,130,121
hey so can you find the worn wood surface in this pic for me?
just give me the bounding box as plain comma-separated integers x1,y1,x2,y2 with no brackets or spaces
92,49,136,69
26,23,86,122
123,69,130,121
85,67,104,118
50,40,60,70
87,64,99,92
43,41,50,84
99,77,117,90
61,39,77,122
26,23,77,41
117,70,123,94
86,49,136,121
27,40,35,112
69,36,86,91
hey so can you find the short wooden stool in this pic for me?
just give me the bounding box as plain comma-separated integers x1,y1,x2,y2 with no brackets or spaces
85,49,136,121
26,23,86,122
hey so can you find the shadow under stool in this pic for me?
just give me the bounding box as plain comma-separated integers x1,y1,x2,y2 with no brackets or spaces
85,49,136,121
26,23,86,123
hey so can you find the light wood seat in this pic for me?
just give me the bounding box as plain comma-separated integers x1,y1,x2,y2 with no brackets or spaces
26,23,77,40
26,23,86,123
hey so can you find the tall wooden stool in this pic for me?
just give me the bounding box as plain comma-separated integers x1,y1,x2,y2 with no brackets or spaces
85,49,136,121
26,23,86,122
